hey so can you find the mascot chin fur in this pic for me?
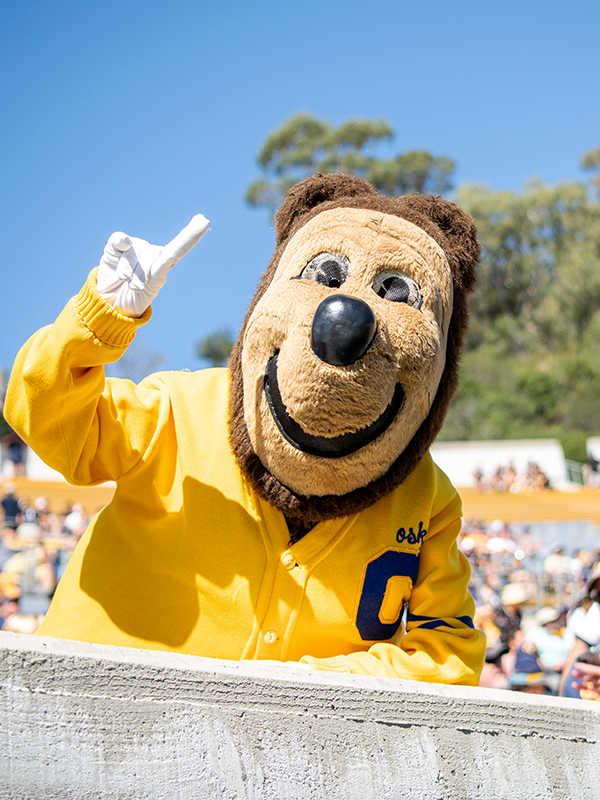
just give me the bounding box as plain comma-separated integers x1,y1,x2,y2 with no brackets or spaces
6,173,486,684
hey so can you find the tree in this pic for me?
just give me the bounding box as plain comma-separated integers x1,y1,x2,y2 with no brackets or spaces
442,171,600,459
246,113,455,214
197,329,234,368
455,179,600,353
455,180,599,353
582,144,600,199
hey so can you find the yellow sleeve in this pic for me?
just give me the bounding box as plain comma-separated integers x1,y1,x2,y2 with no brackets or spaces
4,269,166,485
301,495,486,686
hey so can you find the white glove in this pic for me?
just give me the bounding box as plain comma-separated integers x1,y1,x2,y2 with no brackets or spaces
96,214,210,318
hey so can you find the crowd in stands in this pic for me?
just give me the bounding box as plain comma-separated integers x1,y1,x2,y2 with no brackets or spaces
473,461,551,493
0,481,88,633
1,480,600,702
583,454,600,488
460,518,600,701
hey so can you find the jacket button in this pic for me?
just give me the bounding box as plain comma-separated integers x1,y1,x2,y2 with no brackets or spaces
264,630,278,644
282,553,297,570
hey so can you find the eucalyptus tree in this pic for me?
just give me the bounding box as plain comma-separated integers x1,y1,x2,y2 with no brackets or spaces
246,112,455,214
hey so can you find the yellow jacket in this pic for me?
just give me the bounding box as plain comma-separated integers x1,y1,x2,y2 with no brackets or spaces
5,271,485,684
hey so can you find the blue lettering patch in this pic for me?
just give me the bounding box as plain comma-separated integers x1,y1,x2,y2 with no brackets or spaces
356,549,421,641
396,521,427,546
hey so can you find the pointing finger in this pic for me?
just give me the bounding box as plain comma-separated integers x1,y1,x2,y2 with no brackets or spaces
106,232,134,256
151,214,211,276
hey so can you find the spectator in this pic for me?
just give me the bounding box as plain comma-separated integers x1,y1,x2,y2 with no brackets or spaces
1,613,44,633
543,546,572,599
499,628,524,677
544,545,571,577
494,583,529,647
473,466,486,492
583,454,600,488
490,465,506,492
571,654,600,701
578,549,596,583
472,462,551,493
560,569,600,698
33,496,49,527
1,429,25,475
54,504,88,582
0,577,20,628
517,528,540,561
57,501,73,535
509,640,549,694
63,502,87,536
2,535,56,599
479,643,511,690
503,463,517,491
524,606,569,693
17,497,37,526
1,482,20,530
0,525,21,572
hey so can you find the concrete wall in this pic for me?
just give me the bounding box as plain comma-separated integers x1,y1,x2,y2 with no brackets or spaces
1,633,599,799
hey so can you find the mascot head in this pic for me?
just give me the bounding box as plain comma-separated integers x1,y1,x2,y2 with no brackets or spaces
229,173,479,531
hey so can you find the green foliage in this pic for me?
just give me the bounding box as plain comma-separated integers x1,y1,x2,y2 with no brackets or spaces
582,145,600,199
246,113,455,213
457,180,597,349
197,329,234,368
443,164,600,455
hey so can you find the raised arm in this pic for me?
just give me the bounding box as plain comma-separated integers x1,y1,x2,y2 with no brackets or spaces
5,216,210,484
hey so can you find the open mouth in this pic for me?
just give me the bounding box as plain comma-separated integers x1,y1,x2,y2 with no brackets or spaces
263,353,405,459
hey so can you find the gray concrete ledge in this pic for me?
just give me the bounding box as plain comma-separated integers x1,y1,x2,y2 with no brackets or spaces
1,632,599,799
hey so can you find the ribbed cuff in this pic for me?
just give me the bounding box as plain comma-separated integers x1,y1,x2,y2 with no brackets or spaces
74,268,152,348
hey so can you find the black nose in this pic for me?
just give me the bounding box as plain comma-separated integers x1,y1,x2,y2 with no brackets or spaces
311,295,377,367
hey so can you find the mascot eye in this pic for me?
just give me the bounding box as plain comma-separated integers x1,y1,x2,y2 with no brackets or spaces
299,252,350,289
372,272,423,309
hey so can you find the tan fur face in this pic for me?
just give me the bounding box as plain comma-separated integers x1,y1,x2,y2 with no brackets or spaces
240,207,454,497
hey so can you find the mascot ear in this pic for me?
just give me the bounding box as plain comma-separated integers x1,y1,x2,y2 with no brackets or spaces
274,173,377,247
396,194,480,293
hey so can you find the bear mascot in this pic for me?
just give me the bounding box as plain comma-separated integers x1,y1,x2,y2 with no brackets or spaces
5,173,486,685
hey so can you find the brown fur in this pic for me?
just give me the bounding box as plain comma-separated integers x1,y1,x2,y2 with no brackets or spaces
228,173,479,527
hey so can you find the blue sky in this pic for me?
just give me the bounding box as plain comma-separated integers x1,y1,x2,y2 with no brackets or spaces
1,0,599,382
